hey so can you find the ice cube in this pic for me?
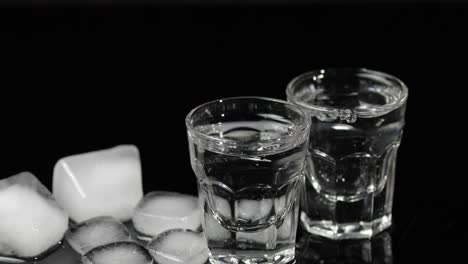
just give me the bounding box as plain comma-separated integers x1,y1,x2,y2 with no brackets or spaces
236,198,273,222
53,145,143,223
0,172,68,262
132,191,201,240
82,241,153,264
65,216,131,255
147,229,208,264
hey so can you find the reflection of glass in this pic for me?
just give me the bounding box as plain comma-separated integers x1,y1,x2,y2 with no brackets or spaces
287,68,408,239
296,231,393,264
186,97,311,264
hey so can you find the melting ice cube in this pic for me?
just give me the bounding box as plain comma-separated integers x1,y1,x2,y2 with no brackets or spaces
53,145,143,223
66,216,131,255
0,172,68,262
147,229,208,264
82,241,153,264
132,191,201,240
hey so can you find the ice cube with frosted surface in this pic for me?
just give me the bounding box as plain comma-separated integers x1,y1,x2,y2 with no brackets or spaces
65,216,131,255
147,229,208,264
0,172,68,262
132,191,201,240
53,145,143,223
82,241,153,264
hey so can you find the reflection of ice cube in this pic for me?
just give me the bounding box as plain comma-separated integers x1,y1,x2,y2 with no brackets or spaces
82,241,153,264
236,226,276,247
274,195,286,215
66,216,131,255
277,214,293,240
132,192,201,240
274,195,293,240
236,199,273,222
52,145,143,223
222,129,259,141
274,195,297,240
147,229,208,264
213,195,232,219
0,172,68,261
203,212,231,241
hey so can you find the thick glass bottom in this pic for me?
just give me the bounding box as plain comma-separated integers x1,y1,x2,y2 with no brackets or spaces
209,245,295,264
300,213,392,240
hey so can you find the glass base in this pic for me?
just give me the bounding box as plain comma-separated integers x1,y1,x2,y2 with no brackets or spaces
208,245,295,264
300,213,392,240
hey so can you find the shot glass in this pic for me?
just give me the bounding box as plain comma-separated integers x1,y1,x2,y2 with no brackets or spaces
186,97,311,264
286,68,408,239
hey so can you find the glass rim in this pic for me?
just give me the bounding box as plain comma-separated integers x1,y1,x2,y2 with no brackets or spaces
185,96,311,147
286,68,409,118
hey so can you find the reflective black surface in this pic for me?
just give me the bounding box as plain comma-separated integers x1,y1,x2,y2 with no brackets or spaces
1,3,465,263
296,230,392,264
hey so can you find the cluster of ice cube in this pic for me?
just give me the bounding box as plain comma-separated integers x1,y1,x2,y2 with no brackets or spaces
0,145,208,264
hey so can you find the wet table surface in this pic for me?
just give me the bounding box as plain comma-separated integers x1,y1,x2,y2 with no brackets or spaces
0,205,462,264
0,225,393,264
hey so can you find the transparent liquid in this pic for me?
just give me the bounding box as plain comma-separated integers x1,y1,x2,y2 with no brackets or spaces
299,86,405,239
189,121,308,264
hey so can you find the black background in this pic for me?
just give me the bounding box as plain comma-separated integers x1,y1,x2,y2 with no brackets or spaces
1,2,466,263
